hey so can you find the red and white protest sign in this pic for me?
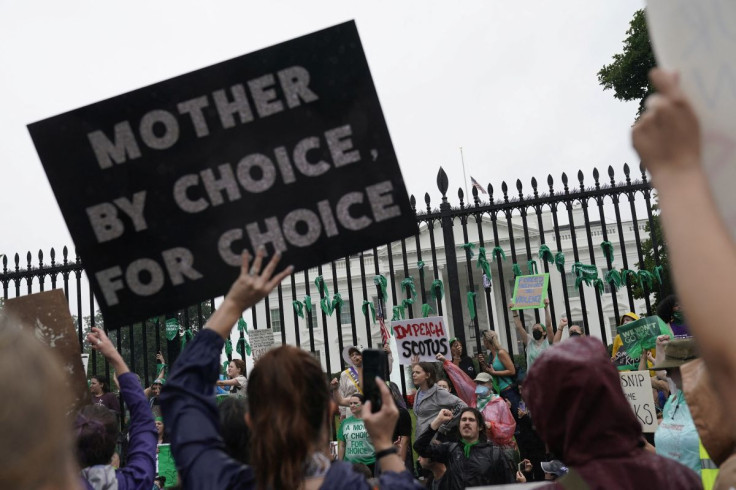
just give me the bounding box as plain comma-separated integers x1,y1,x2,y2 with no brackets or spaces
391,316,449,365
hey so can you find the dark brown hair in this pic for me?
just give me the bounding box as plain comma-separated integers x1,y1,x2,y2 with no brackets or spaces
247,345,329,489
459,407,487,442
230,358,246,377
75,404,118,467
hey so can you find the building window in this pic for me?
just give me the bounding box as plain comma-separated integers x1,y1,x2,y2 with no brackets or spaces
340,305,352,326
565,272,580,297
270,308,281,333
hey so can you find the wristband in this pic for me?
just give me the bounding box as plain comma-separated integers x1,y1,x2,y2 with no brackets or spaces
375,447,398,460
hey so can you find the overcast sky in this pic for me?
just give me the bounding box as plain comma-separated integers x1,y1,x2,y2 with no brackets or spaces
0,0,645,259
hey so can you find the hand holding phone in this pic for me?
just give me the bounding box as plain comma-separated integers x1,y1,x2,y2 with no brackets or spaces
362,348,388,413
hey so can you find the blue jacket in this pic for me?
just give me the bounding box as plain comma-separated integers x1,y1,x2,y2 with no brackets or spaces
161,329,421,489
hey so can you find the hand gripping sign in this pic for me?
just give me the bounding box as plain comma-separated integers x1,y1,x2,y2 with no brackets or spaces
28,21,417,327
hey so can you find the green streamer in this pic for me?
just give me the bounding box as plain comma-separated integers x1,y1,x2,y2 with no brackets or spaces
476,247,492,278
392,305,405,321
421,303,434,317
467,291,477,320
555,252,566,273
400,277,417,298
222,360,229,373
653,265,664,286
491,246,506,261
620,269,637,287
374,275,388,302
572,262,598,288
417,260,425,270
402,298,415,310
593,278,605,295
180,327,193,351
538,245,554,264
303,296,313,313
332,293,344,315
461,242,476,258
431,279,444,302
236,336,251,357
362,300,376,323
237,317,248,332
225,338,233,359
292,300,304,318
314,276,330,297
637,270,654,290
527,260,538,274
320,296,334,316
600,241,614,264
512,263,522,279
605,269,622,292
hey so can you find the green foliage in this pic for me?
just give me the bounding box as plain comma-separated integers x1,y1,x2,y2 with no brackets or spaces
632,204,673,308
597,9,656,116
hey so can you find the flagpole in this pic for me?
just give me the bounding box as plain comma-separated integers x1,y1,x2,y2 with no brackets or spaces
460,147,469,198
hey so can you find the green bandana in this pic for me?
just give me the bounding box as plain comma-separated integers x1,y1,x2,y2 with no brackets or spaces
462,439,480,458
539,245,554,264
374,275,388,302
400,277,417,298
600,241,614,263
431,279,444,302
461,242,476,258
421,303,434,317
491,246,506,261
476,247,492,278
467,291,477,320
362,300,376,323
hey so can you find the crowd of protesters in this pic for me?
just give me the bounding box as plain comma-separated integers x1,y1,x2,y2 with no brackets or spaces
2,67,736,489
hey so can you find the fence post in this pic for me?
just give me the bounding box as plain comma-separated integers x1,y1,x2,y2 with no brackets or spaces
437,168,466,346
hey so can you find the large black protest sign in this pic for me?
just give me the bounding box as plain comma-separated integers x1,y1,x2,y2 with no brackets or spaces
28,21,417,328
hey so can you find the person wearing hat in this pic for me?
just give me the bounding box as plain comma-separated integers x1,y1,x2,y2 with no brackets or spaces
540,460,568,480
654,337,703,478
331,344,394,419
509,298,552,372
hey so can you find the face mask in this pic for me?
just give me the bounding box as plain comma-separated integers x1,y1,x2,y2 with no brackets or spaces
672,311,685,324
475,385,490,397
533,330,544,340
569,332,581,338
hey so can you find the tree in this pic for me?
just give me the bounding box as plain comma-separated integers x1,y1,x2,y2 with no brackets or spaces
599,9,672,309
597,9,656,117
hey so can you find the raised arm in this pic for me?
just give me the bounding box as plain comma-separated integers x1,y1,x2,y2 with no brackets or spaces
509,302,527,345
543,298,552,340
413,409,453,463
633,68,736,415
330,378,351,407
554,317,568,344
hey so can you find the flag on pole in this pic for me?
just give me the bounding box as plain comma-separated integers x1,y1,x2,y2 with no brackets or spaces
378,317,391,345
470,176,487,194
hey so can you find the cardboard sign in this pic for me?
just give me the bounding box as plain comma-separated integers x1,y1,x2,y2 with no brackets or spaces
618,316,672,360
646,1,736,238
391,316,449,365
619,370,659,433
511,274,549,310
248,328,275,361
28,21,417,328
4,290,92,413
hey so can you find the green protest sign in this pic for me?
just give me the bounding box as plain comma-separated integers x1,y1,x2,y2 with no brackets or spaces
618,316,672,360
157,443,177,488
165,319,180,341
511,274,549,310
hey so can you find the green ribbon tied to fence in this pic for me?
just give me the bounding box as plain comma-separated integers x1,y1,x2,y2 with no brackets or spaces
392,305,405,321
476,247,492,278
238,317,248,332
400,277,417,298
571,262,599,289
637,270,654,290
224,338,233,360
555,252,566,274
222,360,229,373
303,296,313,314
600,241,614,264
180,327,194,351
491,246,506,261
593,278,605,295
293,300,304,318
237,335,251,357
605,269,622,292
421,303,434,317
461,242,476,258
467,291,477,320
512,263,522,279
374,275,388,302
402,298,415,314
527,260,538,274
332,293,343,316
362,300,376,323
620,269,637,287
431,279,444,302
417,260,425,270
320,296,334,316
314,276,329,299
653,265,664,286
539,245,554,264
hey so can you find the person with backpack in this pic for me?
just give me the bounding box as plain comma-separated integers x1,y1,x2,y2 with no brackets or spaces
414,407,516,489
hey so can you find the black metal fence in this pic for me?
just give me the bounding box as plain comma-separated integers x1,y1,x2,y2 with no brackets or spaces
1,163,663,393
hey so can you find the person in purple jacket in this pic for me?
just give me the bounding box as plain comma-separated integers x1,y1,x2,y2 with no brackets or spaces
77,326,157,490
161,247,423,489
